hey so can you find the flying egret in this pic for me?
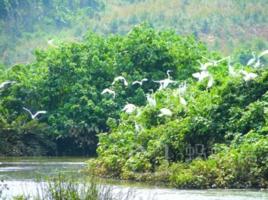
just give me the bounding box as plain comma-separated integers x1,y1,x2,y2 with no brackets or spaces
154,79,177,90
239,70,258,82
23,107,47,119
132,78,148,86
202,56,229,67
146,94,156,107
198,61,214,71
112,76,128,86
192,70,210,82
122,103,137,114
158,108,172,117
101,88,115,98
0,80,16,90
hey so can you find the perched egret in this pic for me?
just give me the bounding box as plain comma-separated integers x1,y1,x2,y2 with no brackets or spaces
166,70,173,79
207,76,214,89
146,94,156,107
253,58,261,68
122,103,137,114
179,96,187,106
134,122,143,133
47,39,58,48
240,70,258,81
132,78,148,86
228,60,238,77
112,76,128,86
158,108,172,117
178,82,187,96
23,107,47,119
0,80,16,90
101,88,115,98
192,70,210,82
247,52,257,66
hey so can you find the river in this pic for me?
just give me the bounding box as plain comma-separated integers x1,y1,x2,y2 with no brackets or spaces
0,157,267,200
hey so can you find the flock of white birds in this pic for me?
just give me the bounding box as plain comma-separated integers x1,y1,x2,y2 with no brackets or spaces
102,50,268,119
0,50,267,122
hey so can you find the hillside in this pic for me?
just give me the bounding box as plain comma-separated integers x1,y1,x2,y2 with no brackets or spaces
1,0,268,66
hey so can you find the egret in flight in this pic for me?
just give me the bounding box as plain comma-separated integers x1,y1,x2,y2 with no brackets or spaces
239,70,258,82
201,56,229,69
122,103,137,114
23,107,47,119
154,78,177,90
0,80,16,90
192,70,210,82
158,108,172,117
112,76,128,86
101,88,116,98
198,61,214,71
132,78,148,86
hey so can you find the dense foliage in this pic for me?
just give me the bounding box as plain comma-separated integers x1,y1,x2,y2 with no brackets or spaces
88,29,268,188
0,25,208,155
1,0,268,66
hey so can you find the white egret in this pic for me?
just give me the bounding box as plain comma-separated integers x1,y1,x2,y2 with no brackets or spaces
259,49,268,58
0,80,16,90
166,70,173,79
198,61,214,71
112,76,128,86
134,122,143,133
253,58,261,68
101,88,115,98
178,81,187,96
247,52,257,66
179,96,187,106
192,70,210,82
154,79,177,90
146,94,156,107
202,56,229,68
122,103,137,114
132,78,148,86
239,70,258,82
23,107,47,119
207,76,214,89
47,39,58,48
228,59,238,77
158,108,172,117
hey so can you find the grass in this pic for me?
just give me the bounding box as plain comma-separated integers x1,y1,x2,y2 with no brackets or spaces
2,175,134,200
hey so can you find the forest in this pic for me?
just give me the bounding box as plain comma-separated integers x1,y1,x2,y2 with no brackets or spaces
0,0,268,192
1,0,268,66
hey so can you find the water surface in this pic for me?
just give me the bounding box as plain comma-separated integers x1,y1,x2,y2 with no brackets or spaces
0,157,267,200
